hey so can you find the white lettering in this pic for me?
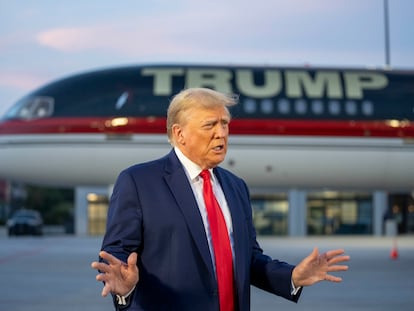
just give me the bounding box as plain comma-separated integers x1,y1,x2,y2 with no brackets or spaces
141,68,184,95
285,71,343,98
186,69,232,93
141,67,389,101
236,70,282,98
344,72,388,99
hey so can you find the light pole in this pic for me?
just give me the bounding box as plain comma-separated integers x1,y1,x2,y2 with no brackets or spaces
384,0,391,67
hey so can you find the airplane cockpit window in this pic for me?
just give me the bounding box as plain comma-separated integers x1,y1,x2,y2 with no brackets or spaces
3,96,54,120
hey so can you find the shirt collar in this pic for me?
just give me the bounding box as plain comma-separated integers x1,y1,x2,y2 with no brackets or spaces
174,147,214,181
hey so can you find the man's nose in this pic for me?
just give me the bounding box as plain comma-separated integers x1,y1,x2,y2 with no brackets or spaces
215,124,227,137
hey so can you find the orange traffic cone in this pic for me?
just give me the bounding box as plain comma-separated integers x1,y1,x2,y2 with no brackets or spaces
390,239,399,260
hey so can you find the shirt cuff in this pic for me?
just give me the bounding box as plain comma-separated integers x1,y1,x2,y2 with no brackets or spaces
291,280,302,296
116,285,136,305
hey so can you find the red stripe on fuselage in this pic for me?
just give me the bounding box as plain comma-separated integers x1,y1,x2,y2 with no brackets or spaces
0,117,413,138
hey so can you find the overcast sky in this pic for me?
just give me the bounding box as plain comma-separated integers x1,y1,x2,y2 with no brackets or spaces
1,0,413,115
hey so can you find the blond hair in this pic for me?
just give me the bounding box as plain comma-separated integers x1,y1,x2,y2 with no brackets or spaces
167,88,238,145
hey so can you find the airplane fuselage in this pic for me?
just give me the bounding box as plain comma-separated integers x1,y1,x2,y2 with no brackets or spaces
0,64,413,190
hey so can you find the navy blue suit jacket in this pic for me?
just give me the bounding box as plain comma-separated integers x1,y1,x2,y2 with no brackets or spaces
101,149,300,310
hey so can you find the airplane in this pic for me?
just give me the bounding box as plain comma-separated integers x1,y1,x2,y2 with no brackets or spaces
0,64,413,191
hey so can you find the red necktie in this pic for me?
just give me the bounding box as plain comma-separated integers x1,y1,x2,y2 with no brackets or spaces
200,169,234,311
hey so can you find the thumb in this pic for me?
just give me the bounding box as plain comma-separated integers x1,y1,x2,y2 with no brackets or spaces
309,247,319,260
127,252,138,267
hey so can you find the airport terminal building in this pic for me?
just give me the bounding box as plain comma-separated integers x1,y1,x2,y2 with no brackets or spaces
75,185,414,237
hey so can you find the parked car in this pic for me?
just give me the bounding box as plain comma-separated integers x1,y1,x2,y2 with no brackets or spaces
7,209,43,236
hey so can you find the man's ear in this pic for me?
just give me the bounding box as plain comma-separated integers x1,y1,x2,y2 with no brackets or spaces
172,124,185,145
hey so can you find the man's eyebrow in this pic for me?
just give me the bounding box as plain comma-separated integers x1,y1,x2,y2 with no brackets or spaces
201,119,217,125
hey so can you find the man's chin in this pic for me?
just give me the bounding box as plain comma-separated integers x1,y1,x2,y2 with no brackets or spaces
209,155,226,167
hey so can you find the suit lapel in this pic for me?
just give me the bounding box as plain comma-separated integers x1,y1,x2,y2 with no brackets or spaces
163,150,215,278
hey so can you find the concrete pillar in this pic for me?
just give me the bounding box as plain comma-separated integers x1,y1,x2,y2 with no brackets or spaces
373,190,388,236
288,189,307,236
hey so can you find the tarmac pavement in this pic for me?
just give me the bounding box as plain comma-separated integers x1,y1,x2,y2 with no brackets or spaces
0,232,413,311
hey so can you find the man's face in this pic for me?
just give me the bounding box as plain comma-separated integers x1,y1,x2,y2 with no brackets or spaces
173,105,230,169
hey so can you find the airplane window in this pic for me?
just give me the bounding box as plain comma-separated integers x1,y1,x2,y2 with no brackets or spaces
3,96,54,120
243,98,257,114
260,99,273,114
277,98,290,114
311,100,324,115
345,100,357,115
115,91,129,110
328,100,340,115
361,100,374,116
12,100,36,119
294,99,307,115
32,97,54,118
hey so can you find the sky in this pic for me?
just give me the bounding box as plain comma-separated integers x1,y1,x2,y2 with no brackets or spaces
1,0,413,115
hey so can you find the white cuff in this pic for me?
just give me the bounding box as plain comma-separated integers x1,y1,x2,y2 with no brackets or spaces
291,280,302,295
116,285,136,305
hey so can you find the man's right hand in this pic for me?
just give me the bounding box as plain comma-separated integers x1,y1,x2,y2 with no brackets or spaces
91,251,139,297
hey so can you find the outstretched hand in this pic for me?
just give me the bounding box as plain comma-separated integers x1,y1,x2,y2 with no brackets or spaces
292,248,350,287
91,251,139,297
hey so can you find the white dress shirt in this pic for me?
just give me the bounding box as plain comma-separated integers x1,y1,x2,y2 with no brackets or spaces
174,147,235,271
174,147,300,295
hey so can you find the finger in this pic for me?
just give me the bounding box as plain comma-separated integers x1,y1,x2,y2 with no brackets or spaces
325,274,343,283
307,247,319,261
325,249,346,258
327,264,349,272
91,261,99,269
99,251,122,265
101,283,112,297
96,273,108,282
127,252,138,267
96,274,114,296
328,255,351,265
91,261,111,273
91,260,104,270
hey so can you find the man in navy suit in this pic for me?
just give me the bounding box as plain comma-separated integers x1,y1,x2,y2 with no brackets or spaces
91,88,349,310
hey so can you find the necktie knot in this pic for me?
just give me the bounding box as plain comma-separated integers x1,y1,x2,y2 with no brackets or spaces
200,169,211,182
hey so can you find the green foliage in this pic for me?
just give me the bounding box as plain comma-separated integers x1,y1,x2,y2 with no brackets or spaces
24,186,74,225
